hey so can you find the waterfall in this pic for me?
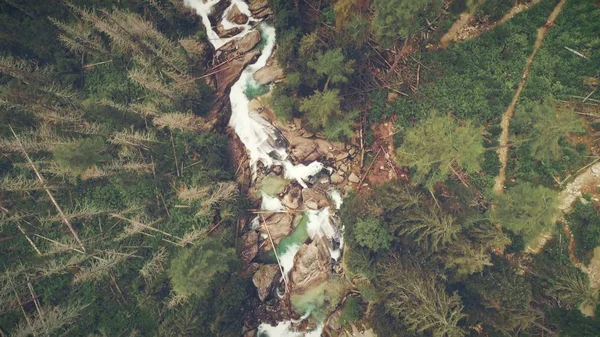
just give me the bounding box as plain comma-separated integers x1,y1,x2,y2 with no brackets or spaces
184,1,342,335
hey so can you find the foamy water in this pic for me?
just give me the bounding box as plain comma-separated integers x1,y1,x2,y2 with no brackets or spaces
185,1,343,334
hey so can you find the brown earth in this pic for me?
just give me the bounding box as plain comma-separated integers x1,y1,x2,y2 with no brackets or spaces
364,117,405,188
494,0,567,194
438,0,542,48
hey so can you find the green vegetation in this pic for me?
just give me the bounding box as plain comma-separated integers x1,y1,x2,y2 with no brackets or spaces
338,296,363,326
490,182,558,243
168,238,238,296
373,0,443,46
568,199,600,264
396,114,484,188
2,0,600,335
0,1,248,336
353,218,393,252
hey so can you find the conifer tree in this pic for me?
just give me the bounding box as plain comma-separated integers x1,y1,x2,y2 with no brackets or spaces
396,114,484,188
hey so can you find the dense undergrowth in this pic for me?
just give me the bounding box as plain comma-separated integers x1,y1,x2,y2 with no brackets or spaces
0,1,251,336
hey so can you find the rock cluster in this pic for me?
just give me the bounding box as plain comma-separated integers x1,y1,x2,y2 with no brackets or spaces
289,239,331,295
226,4,248,25
252,264,280,301
253,52,285,85
248,0,272,18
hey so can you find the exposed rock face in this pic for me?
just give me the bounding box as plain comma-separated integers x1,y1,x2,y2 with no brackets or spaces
216,24,244,38
241,231,259,266
253,53,285,85
220,30,261,56
241,262,260,278
215,50,259,92
226,4,248,24
290,240,330,294
248,0,272,18
258,212,293,246
252,264,280,301
282,186,302,209
290,136,320,163
302,187,330,210
330,172,344,184
348,173,360,183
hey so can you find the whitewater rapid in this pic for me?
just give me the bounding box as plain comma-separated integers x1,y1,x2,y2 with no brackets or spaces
184,1,343,335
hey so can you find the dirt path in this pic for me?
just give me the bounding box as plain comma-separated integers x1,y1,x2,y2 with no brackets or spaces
439,11,477,48
526,161,600,316
438,0,542,48
493,0,567,194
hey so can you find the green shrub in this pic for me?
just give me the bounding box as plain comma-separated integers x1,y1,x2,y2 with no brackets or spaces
339,296,362,326
567,200,600,265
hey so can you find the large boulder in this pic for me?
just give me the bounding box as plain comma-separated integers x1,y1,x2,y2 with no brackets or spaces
302,187,330,210
226,4,248,24
330,172,344,184
248,0,272,18
241,231,259,266
289,136,319,163
290,240,330,294
220,30,261,56
253,264,280,301
216,24,244,38
253,54,284,85
258,212,294,246
282,186,302,209
215,50,259,92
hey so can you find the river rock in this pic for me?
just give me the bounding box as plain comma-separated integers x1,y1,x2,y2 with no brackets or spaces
220,30,261,56
253,57,285,85
248,0,272,18
241,262,259,277
226,4,248,25
302,187,330,210
335,152,349,161
330,172,344,184
289,136,319,163
348,172,360,183
215,50,259,92
282,186,302,209
258,212,293,245
252,264,280,301
290,240,330,294
216,24,244,38
241,231,259,266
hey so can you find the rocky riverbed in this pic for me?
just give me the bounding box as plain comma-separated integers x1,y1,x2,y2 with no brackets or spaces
184,0,365,335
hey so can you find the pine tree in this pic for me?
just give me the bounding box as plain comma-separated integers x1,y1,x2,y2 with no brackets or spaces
373,0,444,46
528,101,584,162
354,218,393,252
308,48,354,90
396,114,484,188
379,257,466,337
401,207,460,252
489,182,558,243
300,89,342,129
168,238,238,297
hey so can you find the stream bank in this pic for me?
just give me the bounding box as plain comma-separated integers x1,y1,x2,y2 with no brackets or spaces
183,1,363,335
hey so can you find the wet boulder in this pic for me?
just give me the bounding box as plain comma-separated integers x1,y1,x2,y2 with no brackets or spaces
302,187,330,210
241,231,259,266
216,24,244,38
248,0,272,18
252,264,280,301
281,186,302,209
253,53,285,85
226,4,248,25
215,50,260,92
290,240,330,294
220,30,261,56
258,212,294,246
